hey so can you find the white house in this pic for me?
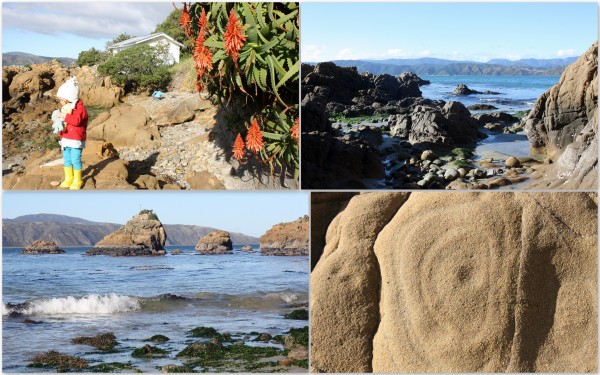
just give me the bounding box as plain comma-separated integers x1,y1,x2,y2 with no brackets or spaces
107,32,185,65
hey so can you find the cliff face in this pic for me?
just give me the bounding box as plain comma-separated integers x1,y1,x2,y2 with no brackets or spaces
525,41,598,189
311,192,597,373
195,230,233,254
87,211,166,256
21,240,65,254
260,216,309,256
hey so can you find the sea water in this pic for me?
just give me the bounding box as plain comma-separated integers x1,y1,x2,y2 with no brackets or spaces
2,246,308,372
420,75,560,114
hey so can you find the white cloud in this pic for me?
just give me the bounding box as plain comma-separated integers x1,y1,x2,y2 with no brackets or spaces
336,48,353,59
386,48,406,57
557,48,576,57
302,44,326,62
3,2,175,39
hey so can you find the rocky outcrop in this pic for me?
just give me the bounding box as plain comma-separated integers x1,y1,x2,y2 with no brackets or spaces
468,104,498,111
21,240,65,254
525,42,598,189
388,99,484,146
453,84,500,95
474,112,520,132
301,62,423,118
87,210,166,256
195,230,232,254
87,106,160,148
260,216,309,256
311,192,597,372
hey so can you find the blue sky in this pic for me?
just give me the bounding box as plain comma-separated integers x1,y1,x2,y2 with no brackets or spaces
302,2,598,62
2,2,175,58
2,192,309,237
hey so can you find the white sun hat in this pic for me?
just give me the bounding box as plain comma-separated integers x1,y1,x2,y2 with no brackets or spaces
57,77,80,103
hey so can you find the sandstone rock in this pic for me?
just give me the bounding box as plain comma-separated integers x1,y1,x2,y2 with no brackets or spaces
185,171,224,190
21,240,65,254
311,192,597,372
421,150,438,161
87,106,159,148
95,142,119,160
195,230,232,254
310,193,358,270
525,42,597,189
259,216,309,256
505,156,521,168
240,245,254,252
154,95,212,126
87,210,166,256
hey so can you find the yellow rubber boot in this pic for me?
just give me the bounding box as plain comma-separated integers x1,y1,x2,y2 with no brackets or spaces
70,169,83,190
60,167,74,188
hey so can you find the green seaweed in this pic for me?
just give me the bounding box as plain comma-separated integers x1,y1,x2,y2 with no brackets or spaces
72,332,118,351
87,361,140,373
450,148,474,159
283,309,308,320
188,326,232,342
28,351,88,371
161,365,197,373
252,333,273,342
271,335,285,344
446,159,471,169
176,342,227,360
144,334,170,343
292,359,309,369
286,327,308,347
131,344,169,357
177,342,285,372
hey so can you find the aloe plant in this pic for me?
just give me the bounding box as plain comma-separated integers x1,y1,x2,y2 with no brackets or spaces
180,2,299,180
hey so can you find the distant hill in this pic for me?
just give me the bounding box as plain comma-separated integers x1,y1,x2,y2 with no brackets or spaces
308,57,571,76
3,52,77,67
3,214,259,247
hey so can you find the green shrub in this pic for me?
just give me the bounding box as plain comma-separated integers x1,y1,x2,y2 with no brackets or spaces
98,44,172,93
77,48,109,67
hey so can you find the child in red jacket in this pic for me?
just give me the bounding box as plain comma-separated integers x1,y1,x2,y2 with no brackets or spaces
55,77,88,190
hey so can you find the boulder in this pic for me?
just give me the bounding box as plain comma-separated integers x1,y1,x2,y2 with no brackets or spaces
259,216,309,256
474,112,520,129
468,104,498,110
87,105,160,148
154,95,212,126
21,240,65,254
311,192,597,372
389,101,482,146
195,230,232,254
525,41,598,189
87,210,166,256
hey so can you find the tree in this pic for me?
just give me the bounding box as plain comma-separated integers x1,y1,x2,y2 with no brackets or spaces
77,47,109,67
154,9,191,54
97,44,172,93
107,33,135,47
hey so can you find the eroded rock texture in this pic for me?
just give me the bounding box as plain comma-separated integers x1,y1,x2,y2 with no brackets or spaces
525,42,598,189
259,216,309,256
195,230,233,254
311,192,597,373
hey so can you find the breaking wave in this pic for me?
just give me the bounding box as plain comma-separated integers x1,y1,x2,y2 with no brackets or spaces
3,293,141,316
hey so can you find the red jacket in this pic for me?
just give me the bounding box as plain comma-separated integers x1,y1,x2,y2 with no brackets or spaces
59,100,88,141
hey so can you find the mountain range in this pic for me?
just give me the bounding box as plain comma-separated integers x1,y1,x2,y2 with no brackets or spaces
3,52,77,67
2,214,259,247
307,56,577,76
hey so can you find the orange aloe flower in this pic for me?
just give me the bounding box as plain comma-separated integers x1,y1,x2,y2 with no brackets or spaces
193,32,212,84
223,9,246,64
179,3,192,38
245,118,265,153
291,118,299,142
198,7,208,31
232,133,246,160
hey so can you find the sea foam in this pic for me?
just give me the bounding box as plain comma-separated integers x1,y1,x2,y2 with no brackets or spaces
3,293,140,315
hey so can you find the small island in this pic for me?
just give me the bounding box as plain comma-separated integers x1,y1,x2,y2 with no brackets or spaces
21,240,65,255
195,231,233,255
260,216,309,256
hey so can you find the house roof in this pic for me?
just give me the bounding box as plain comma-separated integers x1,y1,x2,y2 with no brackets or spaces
107,32,185,49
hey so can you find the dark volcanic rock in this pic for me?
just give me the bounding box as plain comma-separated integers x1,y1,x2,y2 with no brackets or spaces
195,230,233,254
21,240,65,254
388,100,483,146
468,104,498,110
301,131,385,189
453,84,500,96
525,41,598,189
474,112,520,131
87,210,166,256
260,216,308,256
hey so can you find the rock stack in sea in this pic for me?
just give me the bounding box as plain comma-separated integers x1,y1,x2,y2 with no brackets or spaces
20,240,65,254
259,216,309,256
310,192,597,372
525,41,598,189
87,210,166,256
195,230,233,254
